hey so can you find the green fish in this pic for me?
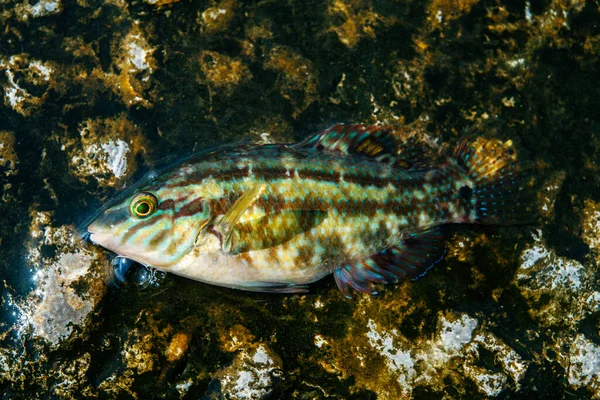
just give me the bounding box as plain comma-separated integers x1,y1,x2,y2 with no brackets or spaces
87,124,533,296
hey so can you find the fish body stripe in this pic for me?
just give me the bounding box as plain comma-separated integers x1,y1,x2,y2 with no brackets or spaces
115,149,471,269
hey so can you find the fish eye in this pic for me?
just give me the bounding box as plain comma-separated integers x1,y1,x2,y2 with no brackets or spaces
130,192,158,218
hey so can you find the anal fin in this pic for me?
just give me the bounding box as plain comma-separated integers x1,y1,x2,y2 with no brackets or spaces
239,281,309,294
333,228,447,297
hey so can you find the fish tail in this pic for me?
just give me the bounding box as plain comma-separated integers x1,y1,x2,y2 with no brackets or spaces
453,136,536,225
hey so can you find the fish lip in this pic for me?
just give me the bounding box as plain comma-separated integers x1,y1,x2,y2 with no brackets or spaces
88,232,111,248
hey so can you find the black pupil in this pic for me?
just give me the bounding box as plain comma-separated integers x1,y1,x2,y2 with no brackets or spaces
137,201,151,215
458,186,473,201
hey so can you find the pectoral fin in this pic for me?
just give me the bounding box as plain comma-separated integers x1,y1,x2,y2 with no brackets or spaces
212,184,265,251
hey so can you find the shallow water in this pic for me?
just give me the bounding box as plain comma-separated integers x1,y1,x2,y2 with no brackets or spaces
1,0,599,398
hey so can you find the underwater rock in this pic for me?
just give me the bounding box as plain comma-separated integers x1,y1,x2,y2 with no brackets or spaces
538,171,567,220
64,114,147,187
25,251,97,344
208,343,283,400
14,211,107,345
113,26,157,107
582,199,600,253
88,24,158,108
427,0,479,29
312,304,530,397
0,55,56,116
199,0,237,34
515,230,593,328
4,0,63,22
568,334,600,397
0,131,18,177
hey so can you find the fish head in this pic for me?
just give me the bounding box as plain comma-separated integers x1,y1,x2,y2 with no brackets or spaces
88,189,212,268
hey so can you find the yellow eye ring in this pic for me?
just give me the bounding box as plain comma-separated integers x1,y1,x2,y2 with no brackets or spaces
130,192,158,218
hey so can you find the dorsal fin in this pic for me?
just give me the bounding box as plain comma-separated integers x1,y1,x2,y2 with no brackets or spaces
295,124,438,170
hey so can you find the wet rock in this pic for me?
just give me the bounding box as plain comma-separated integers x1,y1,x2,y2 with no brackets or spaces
312,301,529,398
25,251,97,344
209,343,283,400
0,131,18,177
64,114,147,187
4,0,63,22
568,334,600,397
199,0,237,35
13,210,107,345
0,55,56,116
515,230,593,328
107,25,158,108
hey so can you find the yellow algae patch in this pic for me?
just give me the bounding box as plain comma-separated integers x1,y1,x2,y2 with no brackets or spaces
199,0,237,34
582,199,600,252
144,0,182,6
220,324,256,353
428,0,480,28
199,51,252,94
0,131,18,177
92,25,157,108
166,332,191,362
264,46,317,118
326,0,397,48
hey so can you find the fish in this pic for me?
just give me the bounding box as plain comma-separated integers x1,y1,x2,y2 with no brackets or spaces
87,124,534,297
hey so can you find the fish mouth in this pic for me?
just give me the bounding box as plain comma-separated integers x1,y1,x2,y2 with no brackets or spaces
87,230,155,269
87,231,122,257
87,231,108,246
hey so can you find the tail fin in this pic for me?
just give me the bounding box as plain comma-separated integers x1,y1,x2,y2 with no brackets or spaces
454,136,536,225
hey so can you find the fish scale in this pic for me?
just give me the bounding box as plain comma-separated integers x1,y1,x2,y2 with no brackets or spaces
88,124,534,295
